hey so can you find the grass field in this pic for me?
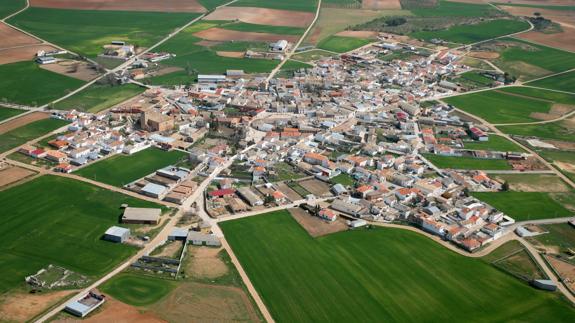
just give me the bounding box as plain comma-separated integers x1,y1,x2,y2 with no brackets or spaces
0,62,85,106
198,0,229,10
0,107,25,122
463,135,525,152
537,150,575,183
423,154,512,170
317,35,372,53
444,87,574,124
531,224,575,262
493,174,570,193
494,38,575,80
0,176,162,294
0,0,25,18
53,84,145,113
483,241,546,281
411,19,529,44
76,148,186,187
101,273,175,306
527,71,575,93
270,162,306,182
498,119,575,142
220,210,575,322
331,173,354,186
471,191,573,221
292,49,335,62
233,0,318,12
456,71,495,87
411,0,500,17
8,8,199,58
0,118,68,153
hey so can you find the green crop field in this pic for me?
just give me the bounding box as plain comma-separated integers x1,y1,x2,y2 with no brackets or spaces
411,0,500,17
471,191,573,221
411,19,529,44
0,176,162,294
500,86,575,105
456,71,495,87
318,35,372,53
463,135,525,152
0,118,68,153
0,107,25,122
220,210,575,322
498,120,575,143
233,0,318,12
423,154,512,170
8,8,199,58
527,71,575,93
443,87,574,124
219,21,305,35
0,62,85,106
54,84,145,113
198,0,230,10
0,0,25,18
76,148,186,187
101,273,175,306
494,38,575,80
331,173,354,186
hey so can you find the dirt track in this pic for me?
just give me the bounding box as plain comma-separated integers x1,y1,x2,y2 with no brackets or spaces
204,6,314,27
29,0,206,12
194,27,299,43
0,112,49,135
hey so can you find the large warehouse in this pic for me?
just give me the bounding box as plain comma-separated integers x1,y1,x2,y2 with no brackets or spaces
121,207,161,225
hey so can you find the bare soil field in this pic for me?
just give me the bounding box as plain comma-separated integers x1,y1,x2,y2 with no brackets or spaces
276,182,303,201
0,290,75,322
495,175,570,192
518,28,575,52
289,208,347,237
194,27,299,42
196,40,222,47
216,51,245,58
548,256,575,291
530,104,574,121
187,246,229,279
151,282,259,323
336,30,379,38
298,179,332,197
40,60,100,81
0,112,49,135
30,0,206,13
0,166,36,188
204,7,315,27
468,51,500,59
498,0,575,6
153,241,183,258
0,44,57,65
0,23,40,50
362,0,402,9
54,297,165,323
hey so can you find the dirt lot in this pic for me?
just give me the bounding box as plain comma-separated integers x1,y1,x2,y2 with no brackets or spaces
276,182,303,201
54,297,165,323
216,51,245,58
547,256,575,291
336,30,379,39
494,175,570,193
40,59,100,81
530,104,574,121
0,22,41,50
30,0,206,12
0,165,36,188
204,6,314,28
151,282,259,323
195,27,299,42
0,44,58,65
153,240,183,258
298,179,333,197
362,0,401,9
468,51,500,59
518,28,575,52
289,208,347,237
0,112,50,135
186,246,229,280
0,290,76,322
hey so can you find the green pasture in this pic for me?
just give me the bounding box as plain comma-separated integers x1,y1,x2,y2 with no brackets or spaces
101,273,175,306
0,0,25,18
54,84,145,113
317,35,372,53
498,120,575,143
411,19,529,44
527,71,575,93
422,154,512,170
0,107,25,122
0,118,68,153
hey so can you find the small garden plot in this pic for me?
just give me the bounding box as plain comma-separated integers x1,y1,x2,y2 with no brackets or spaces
25,264,89,290
269,162,307,182
276,182,304,201
287,181,311,198
298,179,332,197
289,207,347,237
331,173,354,186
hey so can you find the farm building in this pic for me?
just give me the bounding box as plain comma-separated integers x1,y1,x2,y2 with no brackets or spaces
122,207,161,225
198,74,226,83
237,187,263,206
187,231,221,247
348,219,367,228
208,188,236,199
270,40,288,52
64,291,106,317
141,182,169,199
168,227,189,241
36,56,56,65
103,226,130,243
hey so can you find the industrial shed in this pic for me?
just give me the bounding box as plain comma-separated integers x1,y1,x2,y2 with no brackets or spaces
187,231,221,247
122,207,161,225
103,226,130,243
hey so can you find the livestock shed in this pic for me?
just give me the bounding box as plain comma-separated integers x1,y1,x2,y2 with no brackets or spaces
168,227,189,241
187,231,221,247
64,291,106,317
103,226,130,243
122,207,161,225
237,187,263,206
141,182,169,199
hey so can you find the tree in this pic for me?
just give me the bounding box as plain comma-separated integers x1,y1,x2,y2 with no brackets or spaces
501,181,510,192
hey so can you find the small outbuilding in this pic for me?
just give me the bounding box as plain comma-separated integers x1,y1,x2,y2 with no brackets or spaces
103,226,130,243
187,231,221,247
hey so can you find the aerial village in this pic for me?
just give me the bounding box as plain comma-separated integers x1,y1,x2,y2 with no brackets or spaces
19,35,539,259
